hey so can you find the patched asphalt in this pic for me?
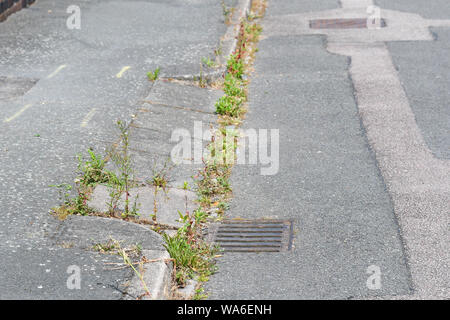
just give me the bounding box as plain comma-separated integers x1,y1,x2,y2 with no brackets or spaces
387,27,450,159
375,0,450,20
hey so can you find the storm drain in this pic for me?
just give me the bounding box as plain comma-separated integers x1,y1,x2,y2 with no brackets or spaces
310,18,386,29
207,219,293,253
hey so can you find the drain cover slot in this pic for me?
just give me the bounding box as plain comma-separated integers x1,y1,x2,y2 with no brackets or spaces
207,219,293,253
310,18,386,29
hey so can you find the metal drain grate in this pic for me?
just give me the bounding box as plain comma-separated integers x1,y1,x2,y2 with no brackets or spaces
207,219,293,253
310,18,386,29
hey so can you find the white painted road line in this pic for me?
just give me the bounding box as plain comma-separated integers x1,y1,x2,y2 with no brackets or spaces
4,104,33,123
80,108,97,127
116,66,131,78
47,64,67,79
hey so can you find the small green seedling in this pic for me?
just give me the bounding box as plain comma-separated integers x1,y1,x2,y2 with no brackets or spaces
202,57,216,68
181,181,190,190
147,67,160,81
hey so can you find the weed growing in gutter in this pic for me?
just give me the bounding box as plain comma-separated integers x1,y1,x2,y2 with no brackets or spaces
221,0,234,25
106,120,139,218
118,245,151,298
163,230,218,286
202,57,216,68
163,193,220,286
214,20,262,123
51,120,140,220
147,67,160,81
93,238,151,299
201,6,265,214
163,0,267,296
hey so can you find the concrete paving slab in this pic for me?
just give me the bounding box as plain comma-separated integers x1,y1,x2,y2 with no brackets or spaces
89,184,197,228
144,80,222,114
127,81,219,187
130,106,216,151
129,150,205,189
124,250,173,300
48,215,165,250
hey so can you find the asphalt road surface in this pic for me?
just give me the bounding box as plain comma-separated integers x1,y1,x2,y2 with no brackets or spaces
0,0,231,299
0,0,448,300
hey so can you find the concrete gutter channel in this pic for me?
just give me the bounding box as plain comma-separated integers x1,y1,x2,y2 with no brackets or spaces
121,0,253,299
68,0,254,300
168,0,253,84
47,215,171,299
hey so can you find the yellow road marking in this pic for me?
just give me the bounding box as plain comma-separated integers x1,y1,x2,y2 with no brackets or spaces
4,104,33,123
116,66,131,78
47,64,67,79
80,108,97,127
